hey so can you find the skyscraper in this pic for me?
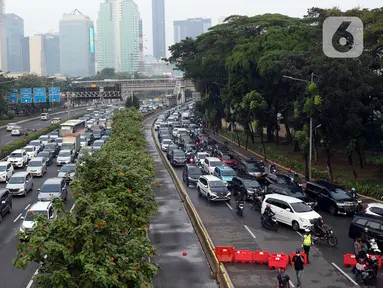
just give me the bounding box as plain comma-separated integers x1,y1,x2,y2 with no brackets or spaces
0,0,7,71
152,0,166,60
138,19,145,72
5,13,24,72
21,35,47,76
44,33,60,75
173,18,211,43
96,0,140,73
59,9,95,77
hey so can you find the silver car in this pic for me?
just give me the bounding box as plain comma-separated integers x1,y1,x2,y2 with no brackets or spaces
26,157,47,177
56,150,74,166
6,172,34,196
37,178,68,202
57,164,76,182
92,140,104,151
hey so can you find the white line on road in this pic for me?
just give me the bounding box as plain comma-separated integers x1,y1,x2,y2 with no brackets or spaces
331,262,359,286
24,204,31,210
13,213,22,223
225,202,233,210
244,224,256,239
296,231,302,237
289,280,295,287
5,140,13,144
70,203,76,212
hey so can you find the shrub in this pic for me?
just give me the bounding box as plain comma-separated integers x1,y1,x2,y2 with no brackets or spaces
13,109,158,287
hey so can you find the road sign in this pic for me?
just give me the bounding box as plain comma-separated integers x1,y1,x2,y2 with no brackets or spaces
8,89,18,104
33,87,47,103
20,88,32,103
49,87,61,102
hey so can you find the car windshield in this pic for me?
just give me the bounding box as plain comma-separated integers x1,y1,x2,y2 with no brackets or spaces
85,132,92,137
93,142,102,147
9,176,25,184
221,169,236,176
25,210,47,221
10,153,22,158
210,161,221,167
40,136,48,141
59,151,71,157
30,141,40,146
162,140,172,144
243,179,260,188
222,154,234,160
330,188,352,200
93,131,101,136
28,161,41,167
173,151,185,157
275,176,290,184
188,167,202,175
246,163,262,172
41,184,60,192
290,202,313,213
287,188,306,197
60,166,75,172
0,165,6,171
210,181,226,187
56,138,62,143
51,131,58,136
25,147,34,152
197,153,208,159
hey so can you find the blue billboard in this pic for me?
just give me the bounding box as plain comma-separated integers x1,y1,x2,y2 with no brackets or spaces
33,87,47,103
49,87,61,102
20,88,32,103
8,89,18,104
89,27,94,53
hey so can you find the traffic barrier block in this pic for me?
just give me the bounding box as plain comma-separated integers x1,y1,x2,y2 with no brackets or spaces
289,252,308,265
368,255,382,269
268,253,288,270
215,246,235,263
253,251,269,264
234,250,253,263
343,254,357,267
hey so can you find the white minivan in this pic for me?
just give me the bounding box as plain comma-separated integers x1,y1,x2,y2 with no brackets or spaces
261,194,322,231
41,113,50,120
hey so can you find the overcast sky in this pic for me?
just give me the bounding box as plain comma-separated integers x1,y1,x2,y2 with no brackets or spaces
5,0,378,56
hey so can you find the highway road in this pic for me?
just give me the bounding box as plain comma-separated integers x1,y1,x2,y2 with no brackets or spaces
0,108,89,146
0,156,75,288
151,127,367,287
144,113,218,288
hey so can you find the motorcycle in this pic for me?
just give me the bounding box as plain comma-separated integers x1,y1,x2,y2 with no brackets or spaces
368,238,381,255
310,225,338,247
261,213,278,231
360,257,379,285
269,165,277,174
251,193,264,211
236,200,245,217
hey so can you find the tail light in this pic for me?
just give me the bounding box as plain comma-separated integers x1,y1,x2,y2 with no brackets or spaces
363,208,366,212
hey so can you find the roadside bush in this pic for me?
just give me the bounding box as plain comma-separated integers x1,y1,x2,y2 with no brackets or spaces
13,109,158,287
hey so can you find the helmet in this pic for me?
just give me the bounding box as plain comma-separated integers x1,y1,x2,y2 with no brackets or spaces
305,228,310,232
351,187,356,192
296,250,300,254
364,227,369,232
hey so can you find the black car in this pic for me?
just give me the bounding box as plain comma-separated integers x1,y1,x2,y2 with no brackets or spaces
266,183,318,210
182,164,203,187
0,188,12,222
231,176,263,200
169,149,187,166
237,159,265,180
37,151,54,166
349,214,383,247
166,144,179,160
265,173,302,187
43,142,60,157
305,180,360,215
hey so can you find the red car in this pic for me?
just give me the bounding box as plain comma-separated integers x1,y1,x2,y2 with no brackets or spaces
217,151,237,168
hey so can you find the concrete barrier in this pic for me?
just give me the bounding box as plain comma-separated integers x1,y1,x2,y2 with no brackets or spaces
151,123,234,288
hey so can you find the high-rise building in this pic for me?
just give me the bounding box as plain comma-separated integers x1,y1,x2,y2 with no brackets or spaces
152,0,166,60
59,9,95,77
43,33,60,75
0,0,7,71
96,0,140,73
5,13,24,72
173,18,211,43
21,35,47,76
138,19,144,72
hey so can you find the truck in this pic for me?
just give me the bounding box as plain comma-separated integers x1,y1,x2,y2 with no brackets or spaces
165,95,177,107
181,112,191,127
62,134,81,156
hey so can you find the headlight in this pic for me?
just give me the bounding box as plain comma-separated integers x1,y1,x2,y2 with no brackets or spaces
337,203,344,206
19,188,25,191
210,192,217,196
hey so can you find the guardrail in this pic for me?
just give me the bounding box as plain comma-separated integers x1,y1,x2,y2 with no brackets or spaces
151,121,234,288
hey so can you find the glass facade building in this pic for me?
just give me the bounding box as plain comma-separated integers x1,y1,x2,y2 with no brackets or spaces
152,0,166,60
173,18,211,43
5,13,24,72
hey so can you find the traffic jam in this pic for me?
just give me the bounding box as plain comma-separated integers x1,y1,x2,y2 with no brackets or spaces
154,103,383,286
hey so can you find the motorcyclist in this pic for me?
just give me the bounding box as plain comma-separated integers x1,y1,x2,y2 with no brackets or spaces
360,227,370,251
269,162,277,174
235,185,247,212
313,218,326,238
263,204,275,226
351,187,358,200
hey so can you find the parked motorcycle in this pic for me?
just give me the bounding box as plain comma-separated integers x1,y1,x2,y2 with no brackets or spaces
310,225,338,247
236,200,245,217
261,213,278,231
368,238,381,255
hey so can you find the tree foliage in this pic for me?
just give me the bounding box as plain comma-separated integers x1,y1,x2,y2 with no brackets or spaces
14,109,158,287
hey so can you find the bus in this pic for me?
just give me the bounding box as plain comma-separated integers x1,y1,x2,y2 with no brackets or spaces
60,120,86,137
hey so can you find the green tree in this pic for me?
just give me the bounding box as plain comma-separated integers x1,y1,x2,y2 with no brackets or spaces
125,95,140,109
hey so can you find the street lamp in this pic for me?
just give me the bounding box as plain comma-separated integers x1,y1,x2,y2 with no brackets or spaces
282,73,319,180
47,76,56,112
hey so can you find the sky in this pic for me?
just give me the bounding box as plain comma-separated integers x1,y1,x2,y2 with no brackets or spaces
5,0,379,57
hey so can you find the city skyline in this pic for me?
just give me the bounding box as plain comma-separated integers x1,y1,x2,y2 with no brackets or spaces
152,0,166,60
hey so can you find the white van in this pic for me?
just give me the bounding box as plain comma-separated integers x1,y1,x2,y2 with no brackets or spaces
261,194,322,231
41,113,50,121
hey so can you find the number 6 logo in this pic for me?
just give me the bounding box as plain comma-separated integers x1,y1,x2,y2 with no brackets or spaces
323,17,363,58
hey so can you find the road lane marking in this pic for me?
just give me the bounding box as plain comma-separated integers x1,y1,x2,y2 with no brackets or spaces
26,270,38,288
331,262,359,286
70,203,76,212
296,231,302,237
24,204,31,210
289,280,295,287
13,213,22,223
244,224,256,239
225,202,233,210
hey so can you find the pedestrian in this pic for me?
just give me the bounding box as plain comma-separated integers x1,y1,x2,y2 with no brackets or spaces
302,228,312,264
292,250,305,287
354,258,366,282
276,267,291,288
354,238,365,259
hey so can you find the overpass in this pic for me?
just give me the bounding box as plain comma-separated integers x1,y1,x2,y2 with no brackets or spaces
68,78,195,104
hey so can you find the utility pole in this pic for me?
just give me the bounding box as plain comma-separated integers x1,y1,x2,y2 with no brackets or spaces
308,73,314,181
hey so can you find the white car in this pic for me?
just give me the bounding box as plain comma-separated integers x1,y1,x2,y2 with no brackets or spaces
364,203,383,217
24,145,38,160
197,175,231,202
38,135,50,146
7,149,28,168
172,128,180,138
11,126,25,136
6,122,17,132
261,194,322,231
40,113,50,120
0,161,14,182
20,201,57,237
161,139,173,151
51,117,61,125
154,121,162,131
201,157,223,175
29,140,43,152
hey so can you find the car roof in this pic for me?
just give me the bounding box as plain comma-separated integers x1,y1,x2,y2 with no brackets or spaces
30,157,44,162
12,149,25,153
216,166,234,171
43,177,63,185
367,203,383,209
0,161,9,166
264,193,304,203
354,213,383,222
201,175,222,181
186,164,199,168
12,171,29,177
29,201,52,211
206,157,220,161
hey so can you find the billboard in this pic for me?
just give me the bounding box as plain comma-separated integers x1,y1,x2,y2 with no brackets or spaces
33,87,47,103
89,27,94,53
8,89,18,104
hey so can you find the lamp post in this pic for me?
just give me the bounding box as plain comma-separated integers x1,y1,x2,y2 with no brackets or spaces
47,76,56,112
282,73,319,180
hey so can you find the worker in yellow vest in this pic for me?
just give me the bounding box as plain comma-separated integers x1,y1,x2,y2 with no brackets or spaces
302,228,312,264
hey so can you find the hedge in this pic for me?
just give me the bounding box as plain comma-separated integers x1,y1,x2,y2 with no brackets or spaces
221,130,383,199
0,113,86,160
14,109,158,287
